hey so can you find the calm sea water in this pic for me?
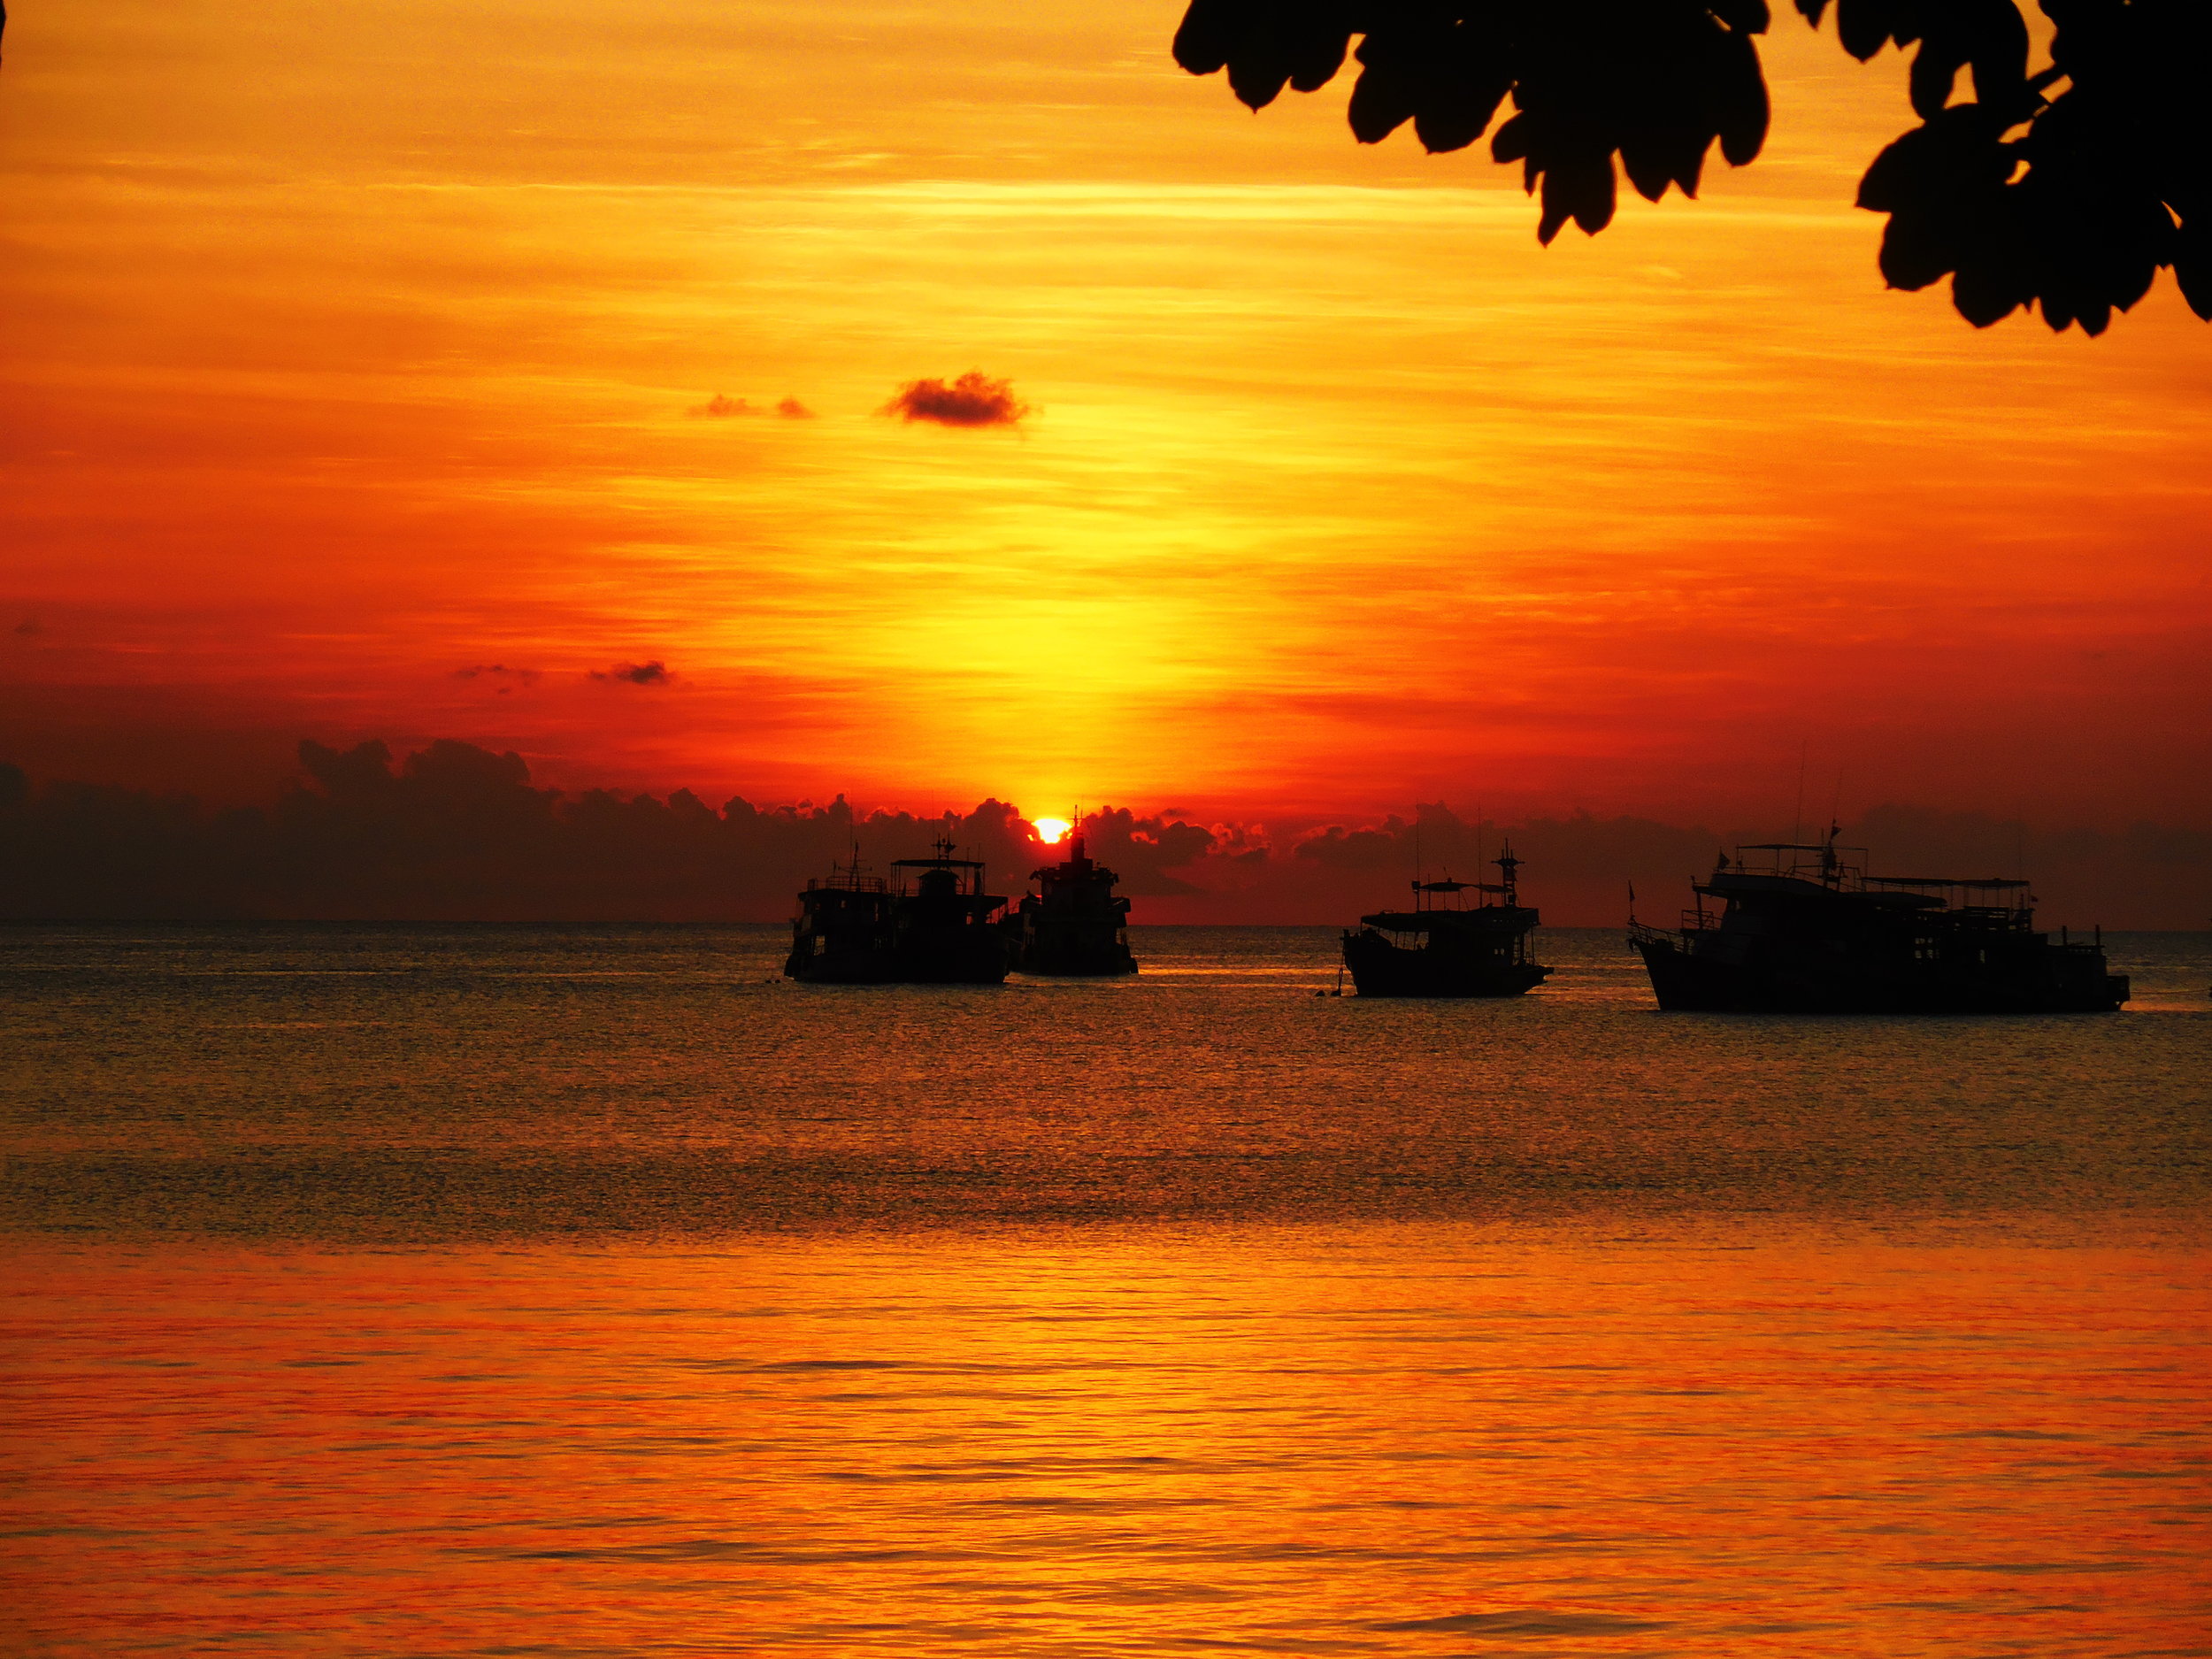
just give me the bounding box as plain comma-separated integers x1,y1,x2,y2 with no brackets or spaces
4,925,2209,1656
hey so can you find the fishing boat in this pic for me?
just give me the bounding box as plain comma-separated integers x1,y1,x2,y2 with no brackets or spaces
1629,830,2128,1013
1340,847,1550,997
785,838,1012,985
1010,833,1137,975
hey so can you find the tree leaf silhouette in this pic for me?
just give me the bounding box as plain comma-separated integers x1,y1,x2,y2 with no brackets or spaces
1173,0,2209,334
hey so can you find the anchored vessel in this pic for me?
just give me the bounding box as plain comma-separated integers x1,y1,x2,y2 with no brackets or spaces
785,838,1012,984
1340,849,1551,997
1010,834,1137,976
1629,833,2128,1013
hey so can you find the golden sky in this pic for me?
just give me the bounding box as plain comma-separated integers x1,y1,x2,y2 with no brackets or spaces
3,1,2208,827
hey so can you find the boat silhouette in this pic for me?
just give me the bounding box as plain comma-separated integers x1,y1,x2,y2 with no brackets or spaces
1010,833,1138,976
1340,847,1551,997
1630,829,2128,1013
784,837,1012,984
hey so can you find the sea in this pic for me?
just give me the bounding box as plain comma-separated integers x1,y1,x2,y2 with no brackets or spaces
4,924,2208,1657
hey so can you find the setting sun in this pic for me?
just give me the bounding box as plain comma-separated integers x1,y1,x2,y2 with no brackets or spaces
1031,818,1072,845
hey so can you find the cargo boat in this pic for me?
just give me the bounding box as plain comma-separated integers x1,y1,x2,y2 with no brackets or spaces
1629,832,2128,1013
1340,848,1550,997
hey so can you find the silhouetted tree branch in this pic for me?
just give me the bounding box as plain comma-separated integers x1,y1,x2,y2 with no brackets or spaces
1172,0,2208,334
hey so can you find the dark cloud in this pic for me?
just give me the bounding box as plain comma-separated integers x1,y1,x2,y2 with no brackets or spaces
1295,816,1415,870
0,743,1202,922
879,372,1030,428
454,664,541,687
776,396,815,419
13,618,42,637
591,661,670,687
687,394,752,419
1070,806,1218,895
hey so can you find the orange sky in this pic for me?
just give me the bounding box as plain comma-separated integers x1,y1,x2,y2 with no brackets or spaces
2,1,2208,830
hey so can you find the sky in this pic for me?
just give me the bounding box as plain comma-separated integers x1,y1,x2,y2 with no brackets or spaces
3,0,2208,842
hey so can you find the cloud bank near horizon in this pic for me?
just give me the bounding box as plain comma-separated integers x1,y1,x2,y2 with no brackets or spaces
2,739,2203,927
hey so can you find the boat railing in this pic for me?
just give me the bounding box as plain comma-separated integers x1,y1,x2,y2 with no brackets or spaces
1868,876,2029,900
1952,902,2033,926
806,874,888,894
1727,842,1867,888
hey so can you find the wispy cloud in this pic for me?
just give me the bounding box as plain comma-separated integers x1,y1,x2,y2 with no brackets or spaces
592,660,671,686
454,664,541,697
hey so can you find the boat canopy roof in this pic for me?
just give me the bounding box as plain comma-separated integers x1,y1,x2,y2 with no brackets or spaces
893,856,986,870
1871,876,2028,890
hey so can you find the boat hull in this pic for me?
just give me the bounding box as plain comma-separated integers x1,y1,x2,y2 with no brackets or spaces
784,946,898,984
1018,956,1138,977
1634,936,2128,1014
1342,931,1549,998
1014,926,1138,977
